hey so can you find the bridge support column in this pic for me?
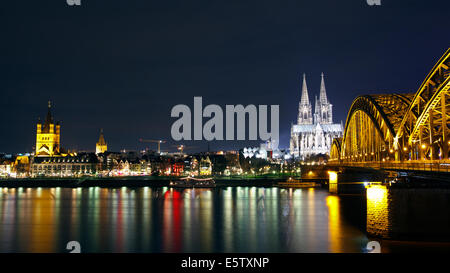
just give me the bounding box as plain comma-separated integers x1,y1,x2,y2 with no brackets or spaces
419,126,425,160
400,137,409,161
329,168,385,195
442,93,448,159
429,110,438,160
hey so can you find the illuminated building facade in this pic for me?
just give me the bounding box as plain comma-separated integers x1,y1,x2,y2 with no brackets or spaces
199,156,212,176
0,162,12,177
0,155,13,177
290,73,343,159
36,102,61,157
31,153,99,177
172,160,184,176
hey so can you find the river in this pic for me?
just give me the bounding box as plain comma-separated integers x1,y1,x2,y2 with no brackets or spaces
0,186,447,253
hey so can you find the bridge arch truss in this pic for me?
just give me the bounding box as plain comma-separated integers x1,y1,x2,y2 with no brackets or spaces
332,48,450,163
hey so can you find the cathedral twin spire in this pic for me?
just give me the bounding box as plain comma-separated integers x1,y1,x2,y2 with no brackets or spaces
297,73,332,125
300,73,310,105
319,72,328,104
298,74,313,124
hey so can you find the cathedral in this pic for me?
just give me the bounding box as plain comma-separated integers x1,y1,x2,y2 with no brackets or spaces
290,73,343,159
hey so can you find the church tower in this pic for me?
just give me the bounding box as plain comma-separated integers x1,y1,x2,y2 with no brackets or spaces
36,101,60,156
96,129,108,154
297,74,313,125
314,73,333,124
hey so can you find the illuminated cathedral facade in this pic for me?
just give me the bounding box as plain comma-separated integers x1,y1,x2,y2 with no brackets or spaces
290,73,343,159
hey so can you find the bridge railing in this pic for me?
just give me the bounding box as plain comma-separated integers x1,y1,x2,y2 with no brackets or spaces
328,160,450,173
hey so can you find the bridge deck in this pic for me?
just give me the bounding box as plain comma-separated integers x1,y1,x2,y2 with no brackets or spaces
328,160,450,173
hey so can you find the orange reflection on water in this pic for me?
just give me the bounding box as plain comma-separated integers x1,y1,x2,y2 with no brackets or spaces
326,195,342,252
30,189,56,253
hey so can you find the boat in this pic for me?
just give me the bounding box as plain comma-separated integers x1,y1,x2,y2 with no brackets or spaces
276,178,319,188
169,177,216,188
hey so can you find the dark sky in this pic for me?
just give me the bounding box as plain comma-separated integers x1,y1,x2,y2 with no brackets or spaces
1,0,449,154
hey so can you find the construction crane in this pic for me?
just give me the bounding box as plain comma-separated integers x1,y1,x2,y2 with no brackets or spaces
139,139,166,154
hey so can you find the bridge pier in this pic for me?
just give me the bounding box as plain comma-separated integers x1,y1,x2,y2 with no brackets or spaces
328,167,385,195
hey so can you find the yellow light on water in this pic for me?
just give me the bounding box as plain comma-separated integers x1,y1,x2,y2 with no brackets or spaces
326,195,342,252
366,184,390,238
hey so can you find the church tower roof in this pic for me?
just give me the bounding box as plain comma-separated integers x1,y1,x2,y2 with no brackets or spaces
319,72,328,104
300,73,311,105
36,101,61,156
45,101,53,123
97,128,106,146
42,101,54,133
96,128,108,154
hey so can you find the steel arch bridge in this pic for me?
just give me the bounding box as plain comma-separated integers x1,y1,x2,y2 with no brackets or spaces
330,48,450,170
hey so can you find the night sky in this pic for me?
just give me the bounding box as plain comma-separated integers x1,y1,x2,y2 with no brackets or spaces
1,0,449,154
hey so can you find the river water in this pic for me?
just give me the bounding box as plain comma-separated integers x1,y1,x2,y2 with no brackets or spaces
0,187,368,252
0,186,447,253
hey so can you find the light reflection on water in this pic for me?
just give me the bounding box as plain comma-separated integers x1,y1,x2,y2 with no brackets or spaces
0,187,369,253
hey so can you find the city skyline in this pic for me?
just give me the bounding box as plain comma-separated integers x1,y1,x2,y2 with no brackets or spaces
1,1,449,153
1,0,450,257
